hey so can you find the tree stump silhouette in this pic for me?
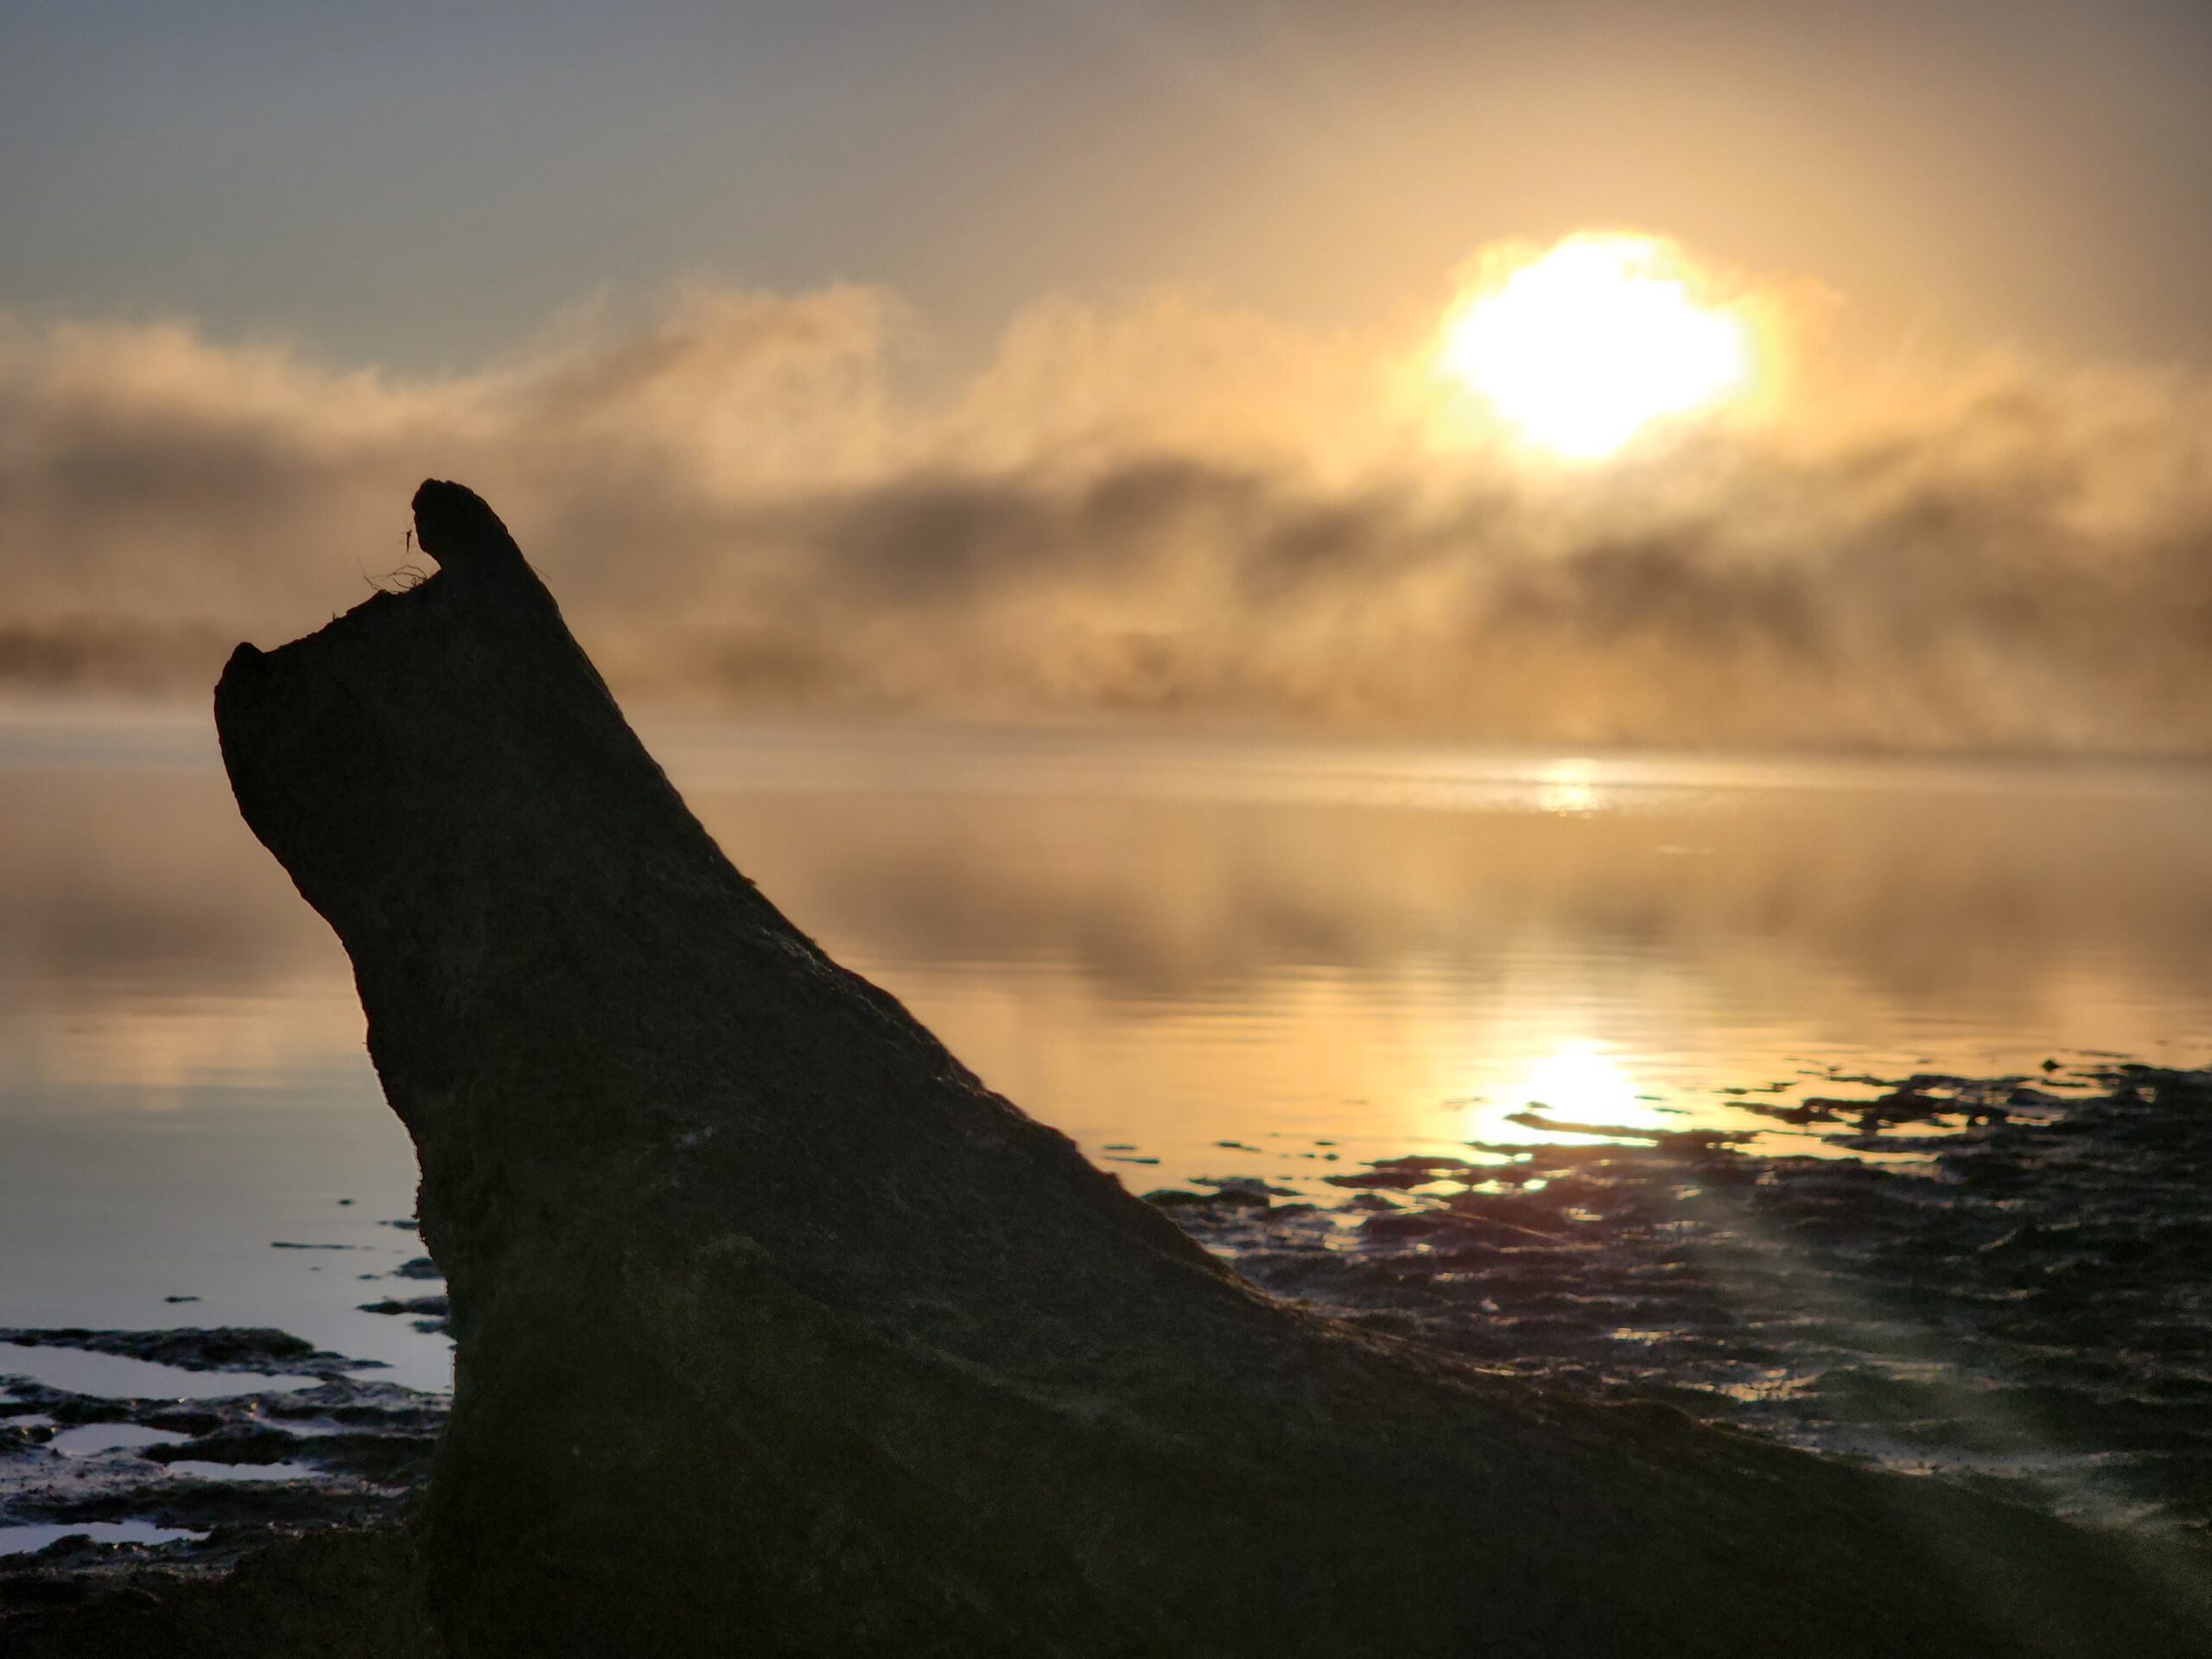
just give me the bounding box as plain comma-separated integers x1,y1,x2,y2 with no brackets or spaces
213,481,2209,1658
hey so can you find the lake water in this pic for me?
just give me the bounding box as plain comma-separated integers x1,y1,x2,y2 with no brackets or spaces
5,703,2212,1423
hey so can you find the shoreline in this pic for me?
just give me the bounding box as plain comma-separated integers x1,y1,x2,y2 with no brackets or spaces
6,1057,2209,1638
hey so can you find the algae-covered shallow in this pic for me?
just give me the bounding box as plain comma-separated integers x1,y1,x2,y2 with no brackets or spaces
1159,1060,2212,1535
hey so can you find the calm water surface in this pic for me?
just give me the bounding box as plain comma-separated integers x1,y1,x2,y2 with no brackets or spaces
7,704,2212,1395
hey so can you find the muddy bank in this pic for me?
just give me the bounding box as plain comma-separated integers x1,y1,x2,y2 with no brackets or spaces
1,1520,436,1659
0,1320,435,1656
0,1323,440,1627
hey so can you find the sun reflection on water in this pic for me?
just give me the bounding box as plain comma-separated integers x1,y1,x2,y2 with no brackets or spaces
1463,1042,1676,1146
1535,760,1601,816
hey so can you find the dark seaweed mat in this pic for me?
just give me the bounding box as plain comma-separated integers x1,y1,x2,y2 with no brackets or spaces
1158,1064,2212,1535
0,1367,440,1607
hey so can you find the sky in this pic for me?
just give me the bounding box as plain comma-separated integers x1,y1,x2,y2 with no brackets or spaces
5,1,2212,753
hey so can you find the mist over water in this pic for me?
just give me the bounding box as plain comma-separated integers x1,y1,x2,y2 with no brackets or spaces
7,283,2212,757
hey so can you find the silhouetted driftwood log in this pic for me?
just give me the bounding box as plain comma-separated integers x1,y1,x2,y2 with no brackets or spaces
213,482,2210,1659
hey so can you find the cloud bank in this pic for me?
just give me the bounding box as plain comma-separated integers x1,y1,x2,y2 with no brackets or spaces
3,276,2210,754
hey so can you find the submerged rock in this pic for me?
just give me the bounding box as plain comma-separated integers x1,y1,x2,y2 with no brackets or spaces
359,1299,451,1335
200,481,2212,1658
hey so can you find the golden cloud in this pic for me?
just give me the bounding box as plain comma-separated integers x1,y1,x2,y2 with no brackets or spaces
3,257,2210,753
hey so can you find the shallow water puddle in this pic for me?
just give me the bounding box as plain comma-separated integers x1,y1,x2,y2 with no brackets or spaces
48,1423,193,1458
0,1343,319,1401
160,1459,318,1483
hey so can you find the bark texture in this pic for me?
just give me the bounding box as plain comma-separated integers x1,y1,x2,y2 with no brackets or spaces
213,481,2211,1658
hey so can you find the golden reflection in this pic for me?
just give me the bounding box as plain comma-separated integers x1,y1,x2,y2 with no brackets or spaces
17,718,2212,1190
1535,759,1601,816
1516,1043,1671,1134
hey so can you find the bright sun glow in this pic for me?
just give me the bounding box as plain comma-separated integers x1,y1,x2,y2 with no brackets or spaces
1519,1044,1665,1132
1438,233,1757,460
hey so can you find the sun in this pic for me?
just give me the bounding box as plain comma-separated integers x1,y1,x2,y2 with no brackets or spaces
1436,233,1758,460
